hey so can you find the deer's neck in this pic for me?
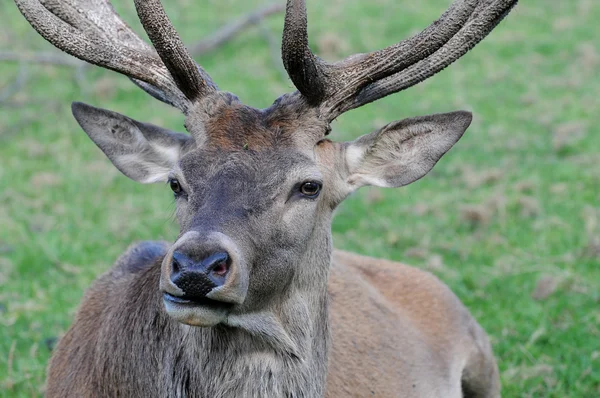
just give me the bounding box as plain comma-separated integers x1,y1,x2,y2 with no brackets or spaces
181,231,332,397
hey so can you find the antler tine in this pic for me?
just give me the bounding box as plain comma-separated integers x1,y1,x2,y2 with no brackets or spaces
344,0,518,116
133,0,217,103
281,0,518,122
281,0,329,104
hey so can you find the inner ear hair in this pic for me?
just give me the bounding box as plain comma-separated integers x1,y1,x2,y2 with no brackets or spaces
71,102,193,184
344,111,472,189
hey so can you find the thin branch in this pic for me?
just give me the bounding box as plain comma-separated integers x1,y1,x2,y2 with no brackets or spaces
189,3,285,56
0,51,91,98
0,51,83,67
73,64,91,97
2,2,285,68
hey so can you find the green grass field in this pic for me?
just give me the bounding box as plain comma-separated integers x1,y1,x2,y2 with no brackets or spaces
1,0,599,396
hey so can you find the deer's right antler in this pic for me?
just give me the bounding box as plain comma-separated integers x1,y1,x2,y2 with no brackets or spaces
282,0,518,122
15,0,217,114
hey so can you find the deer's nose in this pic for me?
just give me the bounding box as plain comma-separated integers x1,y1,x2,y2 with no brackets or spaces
170,251,230,300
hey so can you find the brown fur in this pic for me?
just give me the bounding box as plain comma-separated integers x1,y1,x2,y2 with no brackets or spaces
46,246,499,397
328,251,500,397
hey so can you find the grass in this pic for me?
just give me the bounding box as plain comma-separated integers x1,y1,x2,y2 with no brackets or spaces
1,0,599,396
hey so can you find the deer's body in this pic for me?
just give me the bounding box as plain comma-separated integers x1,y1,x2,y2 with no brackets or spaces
17,0,517,396
48,243,498,398
328,251,498,398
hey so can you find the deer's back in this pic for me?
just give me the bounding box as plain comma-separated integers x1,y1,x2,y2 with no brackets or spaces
326,250,494,398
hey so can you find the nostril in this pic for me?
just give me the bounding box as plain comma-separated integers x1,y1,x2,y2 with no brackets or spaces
212,261,228,277
171,254,182,274
170,251,195,280
202,252,230,278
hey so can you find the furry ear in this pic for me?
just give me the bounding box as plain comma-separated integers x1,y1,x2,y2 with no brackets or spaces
343,111,472,190
72,102,193,183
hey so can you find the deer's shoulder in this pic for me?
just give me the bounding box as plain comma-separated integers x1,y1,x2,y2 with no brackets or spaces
330,249,471,332
112,241,169,275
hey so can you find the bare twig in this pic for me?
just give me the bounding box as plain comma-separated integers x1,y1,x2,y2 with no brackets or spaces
189,3,285,56
0,51,91,98
73,64,91,97
0,51,83,67
0,98,51,108
6,340,16,390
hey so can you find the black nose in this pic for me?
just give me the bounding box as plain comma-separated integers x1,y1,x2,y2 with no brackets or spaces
170,251,230,300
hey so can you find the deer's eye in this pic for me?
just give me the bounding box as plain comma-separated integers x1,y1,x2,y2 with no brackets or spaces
169,178,183,195
299,181,322,198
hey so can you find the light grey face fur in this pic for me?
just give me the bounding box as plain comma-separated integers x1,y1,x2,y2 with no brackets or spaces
168,147,328,315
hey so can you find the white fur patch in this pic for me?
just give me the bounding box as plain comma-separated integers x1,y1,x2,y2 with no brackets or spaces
150,142,181,165
344,144,367,172
349,173,392,188
115,153,171,184
138,170,170,184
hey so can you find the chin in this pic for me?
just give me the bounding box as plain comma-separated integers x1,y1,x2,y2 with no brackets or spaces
163,292,232,327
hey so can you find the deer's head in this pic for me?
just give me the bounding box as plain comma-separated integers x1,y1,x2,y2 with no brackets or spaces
17,0,517,327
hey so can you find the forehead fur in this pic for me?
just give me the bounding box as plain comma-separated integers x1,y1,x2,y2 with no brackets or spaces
184,92,330,152
176,148,321,229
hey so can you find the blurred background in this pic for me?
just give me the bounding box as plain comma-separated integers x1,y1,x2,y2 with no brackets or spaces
0,0,598,396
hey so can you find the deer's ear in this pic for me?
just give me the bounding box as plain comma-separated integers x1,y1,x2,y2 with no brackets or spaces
342,111,471,191
72,102,193,183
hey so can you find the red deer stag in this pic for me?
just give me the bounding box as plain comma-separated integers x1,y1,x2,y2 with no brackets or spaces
16,0,518,396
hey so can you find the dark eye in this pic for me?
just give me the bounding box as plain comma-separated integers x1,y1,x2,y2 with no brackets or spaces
299,181,322,198
169,178,183,195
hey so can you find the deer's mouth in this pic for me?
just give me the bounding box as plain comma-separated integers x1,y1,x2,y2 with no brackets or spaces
162,292,234,327
163,292,233,309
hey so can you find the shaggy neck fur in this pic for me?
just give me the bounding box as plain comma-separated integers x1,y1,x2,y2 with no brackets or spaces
103,227,333,397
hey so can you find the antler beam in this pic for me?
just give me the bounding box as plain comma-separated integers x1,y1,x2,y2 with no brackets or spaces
281,0,518,121
281,0,329,104
133,0,216,102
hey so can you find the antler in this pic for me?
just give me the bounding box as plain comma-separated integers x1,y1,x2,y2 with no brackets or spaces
282,0,519,121
14,0,217,114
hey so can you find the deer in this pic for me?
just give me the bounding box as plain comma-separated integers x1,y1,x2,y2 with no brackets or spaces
16,0,518,396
